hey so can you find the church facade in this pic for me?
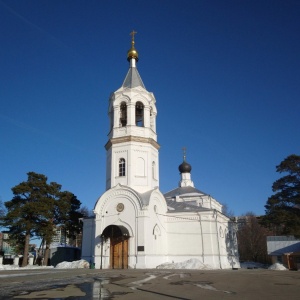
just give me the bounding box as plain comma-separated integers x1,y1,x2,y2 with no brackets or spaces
81,34,239,269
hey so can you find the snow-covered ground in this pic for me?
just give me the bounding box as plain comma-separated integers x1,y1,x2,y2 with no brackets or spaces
0,259,289,271
0,264,54,271
157,259,289,271
157,258,216,270
240,261,288,270
157,258,242,270
0,259,89,271
56,259,89,269
268,263,287,270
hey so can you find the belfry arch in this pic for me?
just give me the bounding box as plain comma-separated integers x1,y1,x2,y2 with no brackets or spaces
101,225,130,269
135,101,144,126
120,102,127,127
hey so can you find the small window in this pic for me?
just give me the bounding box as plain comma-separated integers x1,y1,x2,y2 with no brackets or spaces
119,158,126,176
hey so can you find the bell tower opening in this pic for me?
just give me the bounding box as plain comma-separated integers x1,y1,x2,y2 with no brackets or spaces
135,101,144,127
120,102,127,127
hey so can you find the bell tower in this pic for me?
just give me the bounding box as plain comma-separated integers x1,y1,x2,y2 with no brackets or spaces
105,32,160,193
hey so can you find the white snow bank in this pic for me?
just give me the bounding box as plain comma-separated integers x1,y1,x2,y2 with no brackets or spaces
156,258,215,270
268,263,287,270
0,264,53,271
0,259,89,271
55,259,90,269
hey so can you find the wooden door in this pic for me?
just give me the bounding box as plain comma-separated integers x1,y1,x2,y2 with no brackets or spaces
110,238,128,269
288,256,296,270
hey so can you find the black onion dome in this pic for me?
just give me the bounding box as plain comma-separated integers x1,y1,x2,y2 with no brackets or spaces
178,161,192,173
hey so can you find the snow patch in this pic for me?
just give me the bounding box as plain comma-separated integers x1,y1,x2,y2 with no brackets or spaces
55,259,90,269
156,258,214,270
268,263,287,270
0,260,89,271
0,264,53,271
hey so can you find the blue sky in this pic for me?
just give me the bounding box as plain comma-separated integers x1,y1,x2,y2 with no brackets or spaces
1,0,299,216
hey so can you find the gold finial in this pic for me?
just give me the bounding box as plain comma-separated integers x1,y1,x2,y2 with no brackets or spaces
182,147,187,162
127,30,139,62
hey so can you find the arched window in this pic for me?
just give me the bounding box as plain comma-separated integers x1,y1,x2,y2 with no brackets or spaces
119,158,126,176
135,101,144,127
153,224,161,240
120,102,127,127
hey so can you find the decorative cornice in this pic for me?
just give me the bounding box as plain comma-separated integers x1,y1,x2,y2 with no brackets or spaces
105,136,160,150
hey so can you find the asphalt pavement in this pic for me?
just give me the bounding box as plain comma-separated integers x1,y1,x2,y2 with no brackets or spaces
0,268,299,299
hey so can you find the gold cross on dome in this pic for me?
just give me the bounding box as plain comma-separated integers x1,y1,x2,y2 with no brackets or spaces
130,30,137,42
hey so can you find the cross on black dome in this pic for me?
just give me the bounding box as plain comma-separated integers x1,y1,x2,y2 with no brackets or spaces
178,147,192,173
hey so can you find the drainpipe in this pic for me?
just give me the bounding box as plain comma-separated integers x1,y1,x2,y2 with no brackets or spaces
135,215,138,268
215,210,222,269
100,235,104,269
198,212,205,263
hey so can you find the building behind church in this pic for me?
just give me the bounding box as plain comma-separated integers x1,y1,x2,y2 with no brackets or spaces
81,33,239,269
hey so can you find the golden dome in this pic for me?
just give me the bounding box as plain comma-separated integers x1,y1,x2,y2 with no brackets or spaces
127,30,139,61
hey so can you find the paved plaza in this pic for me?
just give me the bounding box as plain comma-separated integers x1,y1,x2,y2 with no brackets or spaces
0,268,299,299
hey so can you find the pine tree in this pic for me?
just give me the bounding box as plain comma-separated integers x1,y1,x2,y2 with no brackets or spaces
262,154,300,237
57,191,82,247
0,172,83,266
1,172,51,266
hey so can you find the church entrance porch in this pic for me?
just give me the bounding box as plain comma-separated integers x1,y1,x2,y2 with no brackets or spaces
102,225,129,269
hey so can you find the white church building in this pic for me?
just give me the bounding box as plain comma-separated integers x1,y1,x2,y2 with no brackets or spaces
81,33,239,269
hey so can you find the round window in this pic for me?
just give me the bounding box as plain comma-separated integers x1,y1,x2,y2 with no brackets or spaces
116,203,124,212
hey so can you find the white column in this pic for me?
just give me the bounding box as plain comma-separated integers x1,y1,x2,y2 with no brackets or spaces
151,112,157,132
144,106,150,128
113,105,120,128
128,103,135,126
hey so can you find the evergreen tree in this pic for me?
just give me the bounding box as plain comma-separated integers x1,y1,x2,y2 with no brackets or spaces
1,172,51,266
35,181,62,266
0,172,83,266
262,154,300,237
57,191,83,247
0,198,5,218
0,199,6,232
